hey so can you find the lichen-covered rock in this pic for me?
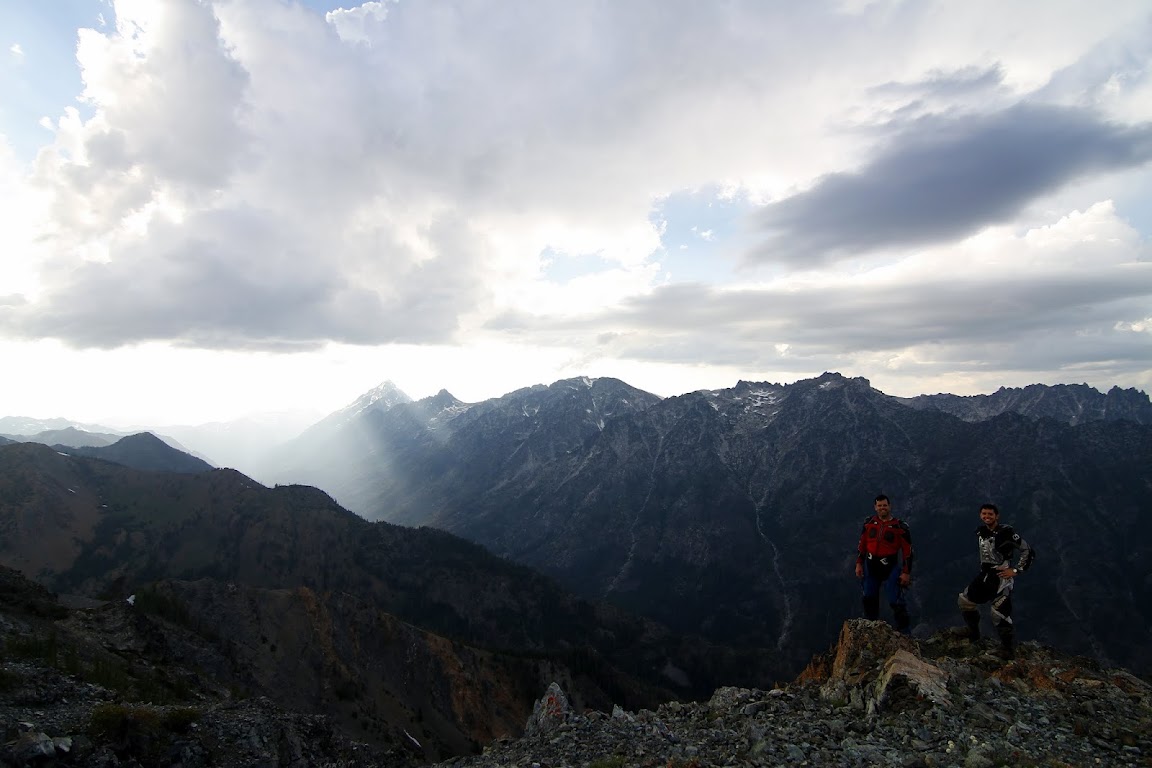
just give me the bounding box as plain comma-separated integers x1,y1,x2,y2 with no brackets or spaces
869,648,951,714
523,682,571,736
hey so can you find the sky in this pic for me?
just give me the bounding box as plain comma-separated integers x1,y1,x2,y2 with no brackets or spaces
1,0,1150,428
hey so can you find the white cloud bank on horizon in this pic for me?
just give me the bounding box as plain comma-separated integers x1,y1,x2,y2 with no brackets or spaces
0,0,1150,420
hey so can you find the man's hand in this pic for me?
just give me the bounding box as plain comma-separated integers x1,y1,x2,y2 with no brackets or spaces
899,572,911,587
855,563,863,579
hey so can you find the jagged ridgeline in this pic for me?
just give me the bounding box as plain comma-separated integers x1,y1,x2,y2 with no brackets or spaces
0,442,780,762
264,373,1152,678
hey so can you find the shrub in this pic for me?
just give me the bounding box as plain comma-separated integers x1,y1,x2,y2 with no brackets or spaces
84,657,134,694
7,632,59,665
160,707,202,734
0,668,20,692
133,587,193,628
88,704,162,752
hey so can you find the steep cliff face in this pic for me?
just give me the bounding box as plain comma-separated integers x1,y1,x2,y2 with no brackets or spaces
0,564,424,767
147,579,572,759
271,374,1152,677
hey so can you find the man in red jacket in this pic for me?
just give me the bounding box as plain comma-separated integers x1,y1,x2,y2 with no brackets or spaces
855,494,913,633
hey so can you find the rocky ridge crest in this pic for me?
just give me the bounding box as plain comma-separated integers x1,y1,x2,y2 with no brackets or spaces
441,620,1152,768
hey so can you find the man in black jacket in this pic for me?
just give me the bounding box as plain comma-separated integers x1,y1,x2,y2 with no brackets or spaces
958,503,1035,659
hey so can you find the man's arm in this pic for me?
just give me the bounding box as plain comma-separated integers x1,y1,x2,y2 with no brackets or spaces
897,521,913,586
899,521,913,575
855,520,869,577
1012,530,1034,573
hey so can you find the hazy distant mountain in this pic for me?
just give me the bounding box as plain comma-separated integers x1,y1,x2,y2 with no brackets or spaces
0,417,213,464
899,382,1152,424
264,377,663,514
259,380,422,493
155,410,323,477
0,416,120,436
59,432,214,473
4,425,121,447
268,373,1152,678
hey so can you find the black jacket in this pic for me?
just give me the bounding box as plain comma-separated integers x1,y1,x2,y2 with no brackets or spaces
976,524,1034,572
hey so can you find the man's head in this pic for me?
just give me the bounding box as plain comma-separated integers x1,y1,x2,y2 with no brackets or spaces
979,503,1000,528
874,494,891,519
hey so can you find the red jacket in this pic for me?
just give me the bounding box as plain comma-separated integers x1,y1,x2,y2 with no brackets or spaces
856,515,913,575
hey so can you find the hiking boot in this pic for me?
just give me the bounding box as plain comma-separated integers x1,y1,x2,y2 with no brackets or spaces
892,604,911,634
996,623,1015,658
961,610,981,642
993,646,1015,661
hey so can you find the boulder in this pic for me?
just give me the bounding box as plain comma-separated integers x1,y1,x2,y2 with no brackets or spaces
523,682,572,736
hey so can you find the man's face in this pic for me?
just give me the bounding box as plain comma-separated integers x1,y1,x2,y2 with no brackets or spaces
874,499,891,519
979,508,999,528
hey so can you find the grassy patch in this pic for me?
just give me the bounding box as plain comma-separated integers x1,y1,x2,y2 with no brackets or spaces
588,757,628,768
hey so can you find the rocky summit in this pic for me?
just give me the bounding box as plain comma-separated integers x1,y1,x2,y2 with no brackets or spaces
438,620,1152,768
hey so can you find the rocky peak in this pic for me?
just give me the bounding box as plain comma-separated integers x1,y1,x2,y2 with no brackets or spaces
424,389,464,409
799,371,873,391
339,380,413,419
298,380,413,440
444,620,1152,768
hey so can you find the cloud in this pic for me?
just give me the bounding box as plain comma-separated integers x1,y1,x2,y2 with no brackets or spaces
491,202,1152,380
752,103,1152,266
70,0,250,190
3,0,1151,371
8,203,487,349
326,1,395,44
8,43,23,60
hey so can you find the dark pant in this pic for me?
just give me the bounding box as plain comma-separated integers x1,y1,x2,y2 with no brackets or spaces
958,570,1015,650
861,558,909,632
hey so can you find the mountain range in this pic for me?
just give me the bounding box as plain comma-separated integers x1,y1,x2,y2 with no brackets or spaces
2,372,1151,763
258,373,1152,678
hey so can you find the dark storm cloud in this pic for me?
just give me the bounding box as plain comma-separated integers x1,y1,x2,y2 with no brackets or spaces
752,103,1152,265
487,257,1152,376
